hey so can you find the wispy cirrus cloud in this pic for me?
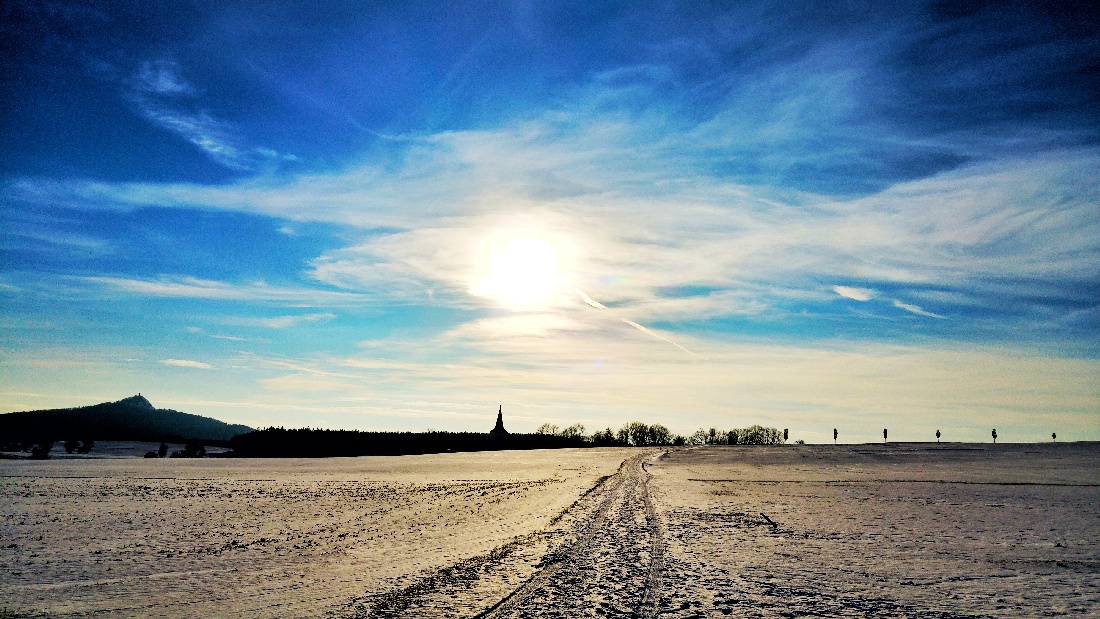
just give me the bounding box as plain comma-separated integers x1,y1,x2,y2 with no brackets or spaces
83,276,364,305
892,300,944,319
128,60,296,171
833,286,875,302
228,313,337,329
21,110,1099,337
832,285,944,320
159,358,213,369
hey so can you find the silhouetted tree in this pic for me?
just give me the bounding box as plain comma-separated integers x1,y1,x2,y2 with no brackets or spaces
171,442,206,458
64,439,80,454
833,428,838,444
77,440,94,454
783,428,788,442
648,424,672,446
611,422,674,446
617,421,648,446
589,428,619,446
1052,432,1056,442
883,428,888,443
691,425,782,445
30,441,53,460
992,428,997,444
936,429,941,442
560,424,586,440
158,442,169,458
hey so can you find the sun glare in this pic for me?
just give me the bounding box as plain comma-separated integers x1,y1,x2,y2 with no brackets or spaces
473,236,562,305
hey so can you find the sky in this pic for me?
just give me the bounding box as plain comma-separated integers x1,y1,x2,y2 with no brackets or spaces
2,0,1099,443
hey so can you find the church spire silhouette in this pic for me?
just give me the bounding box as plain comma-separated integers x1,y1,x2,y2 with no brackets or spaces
490,405,509,435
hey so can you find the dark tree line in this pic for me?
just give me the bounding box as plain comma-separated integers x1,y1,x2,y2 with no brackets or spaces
226,420,789,457
1,439,92,459
684,425,786,445
227,428,590,458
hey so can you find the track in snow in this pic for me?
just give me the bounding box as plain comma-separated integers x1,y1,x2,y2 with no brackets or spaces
341,452,666,619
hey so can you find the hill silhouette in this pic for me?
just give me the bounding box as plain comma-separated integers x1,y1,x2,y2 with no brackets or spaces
0,395,253,442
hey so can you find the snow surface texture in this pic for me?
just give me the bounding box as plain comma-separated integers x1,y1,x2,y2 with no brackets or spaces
2,443,1097,617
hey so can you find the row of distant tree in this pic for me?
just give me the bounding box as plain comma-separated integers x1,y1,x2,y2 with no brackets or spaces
0,439,211,460
142,442,207,458
230,421,779,457
1,439,95,459
535,422,785,446
4,424,1059,461
227,427,590,457
0,422,788,460
868,428,1057,444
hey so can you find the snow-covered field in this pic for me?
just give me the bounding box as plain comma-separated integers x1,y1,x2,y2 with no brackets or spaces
2,443,1097,617
0,448,632,617
651,443,1100,618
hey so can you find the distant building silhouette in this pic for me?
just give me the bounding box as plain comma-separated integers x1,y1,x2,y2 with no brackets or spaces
490,405,509,436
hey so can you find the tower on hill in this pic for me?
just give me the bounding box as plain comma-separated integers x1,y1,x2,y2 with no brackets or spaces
490,405,509,436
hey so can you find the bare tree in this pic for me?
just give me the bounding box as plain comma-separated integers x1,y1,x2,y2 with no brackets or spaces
559,424,586,440
535,423,559,435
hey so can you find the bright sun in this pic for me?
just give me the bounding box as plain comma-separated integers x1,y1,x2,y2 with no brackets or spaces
473,236,562,305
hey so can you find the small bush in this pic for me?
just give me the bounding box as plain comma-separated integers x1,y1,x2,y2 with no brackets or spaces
30,441,53,460
170,442,206,458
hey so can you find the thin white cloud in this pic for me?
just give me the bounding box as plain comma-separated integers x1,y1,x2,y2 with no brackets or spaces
128,60,296,171
159,359,213,369
833,286,875,301
892,299,944,319
230,313,337,329
834,285,944,319
187,326,252,341
135,60,194,96
83,276,364,305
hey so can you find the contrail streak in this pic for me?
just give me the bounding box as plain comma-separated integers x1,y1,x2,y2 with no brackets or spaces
620,319,700,357
574,288,699,357
575,288,606,309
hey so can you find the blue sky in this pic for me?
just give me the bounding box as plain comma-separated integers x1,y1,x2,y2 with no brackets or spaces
2,1,1098,442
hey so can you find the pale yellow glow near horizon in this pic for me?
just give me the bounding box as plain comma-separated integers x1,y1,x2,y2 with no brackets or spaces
472,236,562,305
